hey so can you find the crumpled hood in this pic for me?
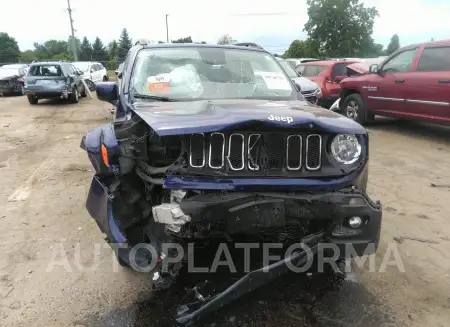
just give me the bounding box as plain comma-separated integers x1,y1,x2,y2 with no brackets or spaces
131,99,366,135
0,73,18,80
292,76,320,92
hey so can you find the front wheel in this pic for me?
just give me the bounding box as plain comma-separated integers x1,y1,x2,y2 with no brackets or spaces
85,79,95,91
27,96,38,105
341,93,374,124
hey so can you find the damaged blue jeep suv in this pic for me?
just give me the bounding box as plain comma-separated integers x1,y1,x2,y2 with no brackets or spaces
81,40,382,325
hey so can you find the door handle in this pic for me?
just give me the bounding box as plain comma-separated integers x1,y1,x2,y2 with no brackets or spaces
437,80,450,84
394,79,405,83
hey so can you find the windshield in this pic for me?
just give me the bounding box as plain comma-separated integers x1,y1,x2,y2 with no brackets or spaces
278,60,299,78
130,47,295,101
72,62,90,72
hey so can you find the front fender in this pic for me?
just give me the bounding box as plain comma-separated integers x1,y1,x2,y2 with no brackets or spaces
80,123,120,176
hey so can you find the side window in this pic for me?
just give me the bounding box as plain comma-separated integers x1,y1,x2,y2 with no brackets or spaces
417,47,450,72
296,65,306,75
67,64,74,74
91,64,97,71
381,49,417,73
121,51,132,77
70,65,79,74
303,65,326,77
331,63,348,78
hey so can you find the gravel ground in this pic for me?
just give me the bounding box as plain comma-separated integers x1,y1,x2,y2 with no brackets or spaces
0,95,449,327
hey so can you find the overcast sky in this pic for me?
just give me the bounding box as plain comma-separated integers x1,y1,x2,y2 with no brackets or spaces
2,0,449,52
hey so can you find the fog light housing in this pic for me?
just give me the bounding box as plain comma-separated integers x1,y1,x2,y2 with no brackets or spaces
348,216,362,228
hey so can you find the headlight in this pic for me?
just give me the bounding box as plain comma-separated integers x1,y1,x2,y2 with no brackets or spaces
330,134,361,164
313,86,322,96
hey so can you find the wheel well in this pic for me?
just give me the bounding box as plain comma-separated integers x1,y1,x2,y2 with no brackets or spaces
341,88,360,101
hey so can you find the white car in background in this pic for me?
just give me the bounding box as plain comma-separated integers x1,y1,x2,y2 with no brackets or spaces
72,62,109,89
277,58,322,104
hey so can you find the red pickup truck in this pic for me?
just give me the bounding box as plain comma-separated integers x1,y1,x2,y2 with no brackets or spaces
339,39,450,125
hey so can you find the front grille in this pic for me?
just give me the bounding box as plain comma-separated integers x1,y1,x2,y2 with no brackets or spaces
301,90,317,104
188,132,323,175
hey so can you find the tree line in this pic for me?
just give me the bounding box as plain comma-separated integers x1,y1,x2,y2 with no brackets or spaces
0,29,208,69
0,0,420,67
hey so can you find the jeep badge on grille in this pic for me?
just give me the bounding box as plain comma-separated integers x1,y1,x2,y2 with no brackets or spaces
268,114,293,123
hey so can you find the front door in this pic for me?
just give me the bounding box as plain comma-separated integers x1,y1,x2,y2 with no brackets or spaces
365,48,418,116
403,45,450,123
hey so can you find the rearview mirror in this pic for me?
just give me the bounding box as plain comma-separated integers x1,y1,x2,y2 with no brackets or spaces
96,82,118,103
334,75,346,82
369,64,379,74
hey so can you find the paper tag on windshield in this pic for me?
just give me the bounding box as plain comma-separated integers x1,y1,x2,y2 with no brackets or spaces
148,74,171,92
260,72,291,90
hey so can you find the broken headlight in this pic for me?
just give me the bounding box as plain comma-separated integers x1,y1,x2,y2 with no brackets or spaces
330,134,361,164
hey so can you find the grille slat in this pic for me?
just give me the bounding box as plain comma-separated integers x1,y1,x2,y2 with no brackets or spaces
189,132,322,173
189,133,205,168
306,134,322,170
227,133,245,170
286,135,302,170
208,132,225,169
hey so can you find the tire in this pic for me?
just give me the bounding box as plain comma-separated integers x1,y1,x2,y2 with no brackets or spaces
117,256,130,267
27,96,38,105
81,85,87,97
69,87,79,103
17,85,25,96
341,93,374,124
85,79,95,91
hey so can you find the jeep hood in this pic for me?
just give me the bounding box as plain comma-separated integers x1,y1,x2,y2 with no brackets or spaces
131,99,366,135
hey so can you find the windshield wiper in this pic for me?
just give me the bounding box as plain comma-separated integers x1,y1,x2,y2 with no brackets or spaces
132,93,176,102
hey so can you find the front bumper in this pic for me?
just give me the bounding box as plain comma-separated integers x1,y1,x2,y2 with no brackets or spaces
319,95,339,108
0,83,19,94
301,89,322,104
179,188,381,258
87,174,381,259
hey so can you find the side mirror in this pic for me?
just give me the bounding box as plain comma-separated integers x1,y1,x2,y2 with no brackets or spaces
96,82,118,103
334,75,346,82
117,72,123,79
114,70,119,76
90,69,94,73
294,82,302,92
369,64,379,74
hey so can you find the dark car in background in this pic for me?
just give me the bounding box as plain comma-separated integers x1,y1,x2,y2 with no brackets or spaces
0,64,28,95
296,60,358,108
24,61,86,105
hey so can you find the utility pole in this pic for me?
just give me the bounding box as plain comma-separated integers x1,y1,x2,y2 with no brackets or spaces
67,0,78,60
166,14,169,43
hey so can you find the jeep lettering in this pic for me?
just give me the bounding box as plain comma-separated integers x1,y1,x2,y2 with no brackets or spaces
268,114,294,123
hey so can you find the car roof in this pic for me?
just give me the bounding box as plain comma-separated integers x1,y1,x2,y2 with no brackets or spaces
139,42,267,53
29,61,67,66
299,60,357,66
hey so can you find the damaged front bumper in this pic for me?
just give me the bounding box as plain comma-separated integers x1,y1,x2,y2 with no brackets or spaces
86,173,381,325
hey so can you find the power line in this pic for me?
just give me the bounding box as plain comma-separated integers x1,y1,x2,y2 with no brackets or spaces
66,0,78,60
